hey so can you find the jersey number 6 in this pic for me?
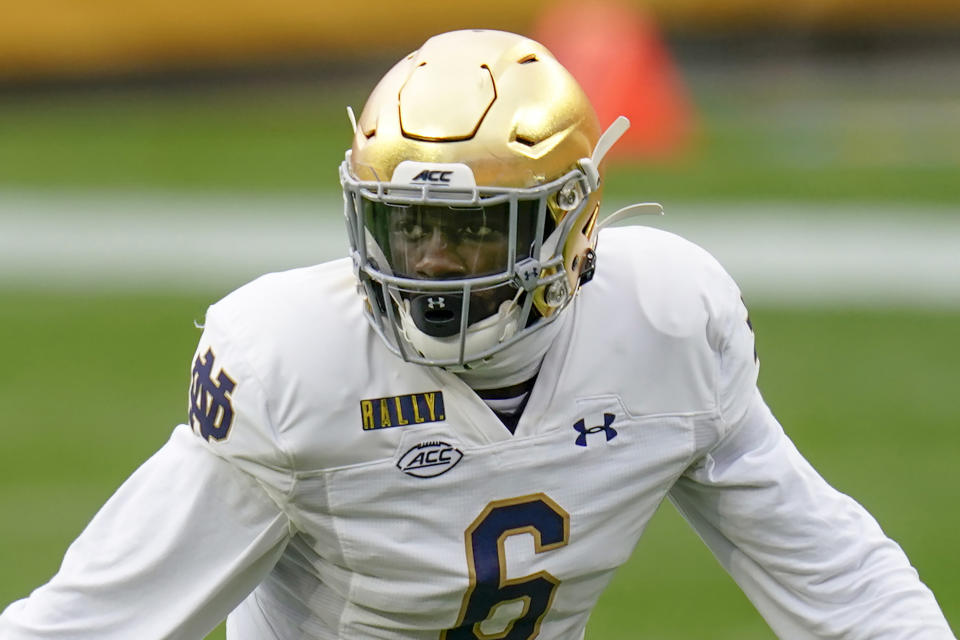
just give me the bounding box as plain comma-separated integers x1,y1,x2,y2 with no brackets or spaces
441,494,570,640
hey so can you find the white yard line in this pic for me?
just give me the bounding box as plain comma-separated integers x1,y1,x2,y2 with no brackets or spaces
636,203,960,308
1,191,958,307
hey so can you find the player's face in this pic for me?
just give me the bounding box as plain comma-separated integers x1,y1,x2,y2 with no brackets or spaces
363,200,540,324
388,205,510,279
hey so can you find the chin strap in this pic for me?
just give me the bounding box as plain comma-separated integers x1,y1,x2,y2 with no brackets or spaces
579,116,631,192
582,115,666,237
597,202,664,234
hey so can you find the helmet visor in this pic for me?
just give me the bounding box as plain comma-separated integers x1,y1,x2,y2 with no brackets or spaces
362,199,540,280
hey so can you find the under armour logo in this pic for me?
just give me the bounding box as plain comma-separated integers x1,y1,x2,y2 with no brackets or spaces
427,296,446,310
189,347,237,442
573,413,617,447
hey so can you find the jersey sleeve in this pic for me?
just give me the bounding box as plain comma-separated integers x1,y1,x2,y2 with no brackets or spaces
671,394,954,636
0,302,298,638
701,255,759,438
669,256,953,637
186,299,297,492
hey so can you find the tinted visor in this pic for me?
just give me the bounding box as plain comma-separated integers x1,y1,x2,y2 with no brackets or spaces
363,199,541,279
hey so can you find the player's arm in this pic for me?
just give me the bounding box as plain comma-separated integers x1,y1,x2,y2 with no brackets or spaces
671,391,953,638
668,278,954,638
0,427,291,639
0,306,295,638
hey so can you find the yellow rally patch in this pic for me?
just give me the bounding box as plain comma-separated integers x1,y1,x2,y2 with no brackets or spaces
360,391,445,431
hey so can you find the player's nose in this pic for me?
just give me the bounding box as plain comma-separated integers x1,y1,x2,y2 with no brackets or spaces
415,229,466,279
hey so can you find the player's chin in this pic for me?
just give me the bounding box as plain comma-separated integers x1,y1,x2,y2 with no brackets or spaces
467,286,517,324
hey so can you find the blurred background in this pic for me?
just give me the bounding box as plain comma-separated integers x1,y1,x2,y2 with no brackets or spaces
1,1,957,638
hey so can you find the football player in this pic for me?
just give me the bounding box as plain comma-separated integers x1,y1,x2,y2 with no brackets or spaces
1,29,954,639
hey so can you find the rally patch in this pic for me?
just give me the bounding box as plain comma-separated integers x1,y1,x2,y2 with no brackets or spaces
360,391,445,431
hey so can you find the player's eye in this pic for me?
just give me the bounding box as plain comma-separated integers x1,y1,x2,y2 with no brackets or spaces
458,224,497,241
399,222,426,240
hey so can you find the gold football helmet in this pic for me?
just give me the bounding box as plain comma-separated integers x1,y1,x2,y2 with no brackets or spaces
340,29,630,367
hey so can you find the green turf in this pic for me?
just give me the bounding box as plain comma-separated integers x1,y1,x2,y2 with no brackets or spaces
0,87,360,194
0,291,956,638
1,83,959,204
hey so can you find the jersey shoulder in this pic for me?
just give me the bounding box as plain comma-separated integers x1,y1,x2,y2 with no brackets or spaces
568,225,757,423
209,258,359,339
204,258,373,380
187,260,382,471
595,225,742,321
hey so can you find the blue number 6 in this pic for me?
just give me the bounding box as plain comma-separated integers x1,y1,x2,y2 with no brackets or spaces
442,494,570,639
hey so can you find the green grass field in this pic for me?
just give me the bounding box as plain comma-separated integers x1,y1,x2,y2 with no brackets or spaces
1,292,957,638
1,74,959,204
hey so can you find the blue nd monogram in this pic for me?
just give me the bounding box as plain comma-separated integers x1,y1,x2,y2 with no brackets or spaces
189,348,237,442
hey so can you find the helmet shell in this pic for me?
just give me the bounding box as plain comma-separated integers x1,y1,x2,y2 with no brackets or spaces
351,29,601,194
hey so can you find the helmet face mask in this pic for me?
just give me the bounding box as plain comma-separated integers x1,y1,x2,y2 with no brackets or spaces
340,29,606,368
342,161,588,367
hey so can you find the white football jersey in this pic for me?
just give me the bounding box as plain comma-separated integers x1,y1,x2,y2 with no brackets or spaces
1,227,953,639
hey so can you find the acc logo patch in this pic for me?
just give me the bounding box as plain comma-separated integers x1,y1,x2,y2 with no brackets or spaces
360,391,445,431
397,441,463,478
189,347,237,442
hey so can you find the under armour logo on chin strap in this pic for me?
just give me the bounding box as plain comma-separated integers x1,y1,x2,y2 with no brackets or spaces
426,296,446,310
573,413,617,447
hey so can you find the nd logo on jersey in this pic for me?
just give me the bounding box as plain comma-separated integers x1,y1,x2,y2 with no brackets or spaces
189,347,237,442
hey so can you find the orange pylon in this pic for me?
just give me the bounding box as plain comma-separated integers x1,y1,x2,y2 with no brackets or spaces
533,0,695,159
